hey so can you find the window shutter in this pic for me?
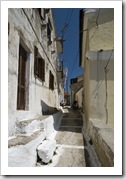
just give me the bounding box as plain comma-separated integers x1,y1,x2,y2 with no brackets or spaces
37,58,45,82
17,44,27,110
41,9,45,19
34,46,38,76
49,71,54,90
49,71,51,89
47,19,52,44
38,8,45,20
52,74,54,90
42,59,45,81
8,22,10,35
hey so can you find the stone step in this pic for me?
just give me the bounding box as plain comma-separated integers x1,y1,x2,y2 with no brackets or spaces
8,110,64,167
15,115,48,135
8,129,45,148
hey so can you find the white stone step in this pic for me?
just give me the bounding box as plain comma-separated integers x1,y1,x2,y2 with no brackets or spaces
8,111,63,167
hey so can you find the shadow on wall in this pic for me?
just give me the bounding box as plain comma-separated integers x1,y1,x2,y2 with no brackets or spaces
90,60,114,81
41,100,59,115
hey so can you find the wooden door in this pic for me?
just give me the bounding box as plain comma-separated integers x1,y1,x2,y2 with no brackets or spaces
17,44,27,110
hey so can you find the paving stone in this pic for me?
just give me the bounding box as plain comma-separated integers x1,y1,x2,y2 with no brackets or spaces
56,148,86,167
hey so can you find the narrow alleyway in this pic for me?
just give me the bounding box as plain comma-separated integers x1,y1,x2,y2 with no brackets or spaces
55,108,86,167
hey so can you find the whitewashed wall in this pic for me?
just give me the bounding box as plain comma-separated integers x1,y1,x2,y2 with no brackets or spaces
8,8,60,136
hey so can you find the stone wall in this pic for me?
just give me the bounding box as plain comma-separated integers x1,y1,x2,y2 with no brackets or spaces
87,119,114,167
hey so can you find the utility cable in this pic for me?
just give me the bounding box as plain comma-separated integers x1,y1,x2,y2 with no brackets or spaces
57,8,74,37
66,9,74,29
64,9,70,25
104,48,114,124
69,49,79,79
96,9,100,27
89,8,101,42
104,48,114,70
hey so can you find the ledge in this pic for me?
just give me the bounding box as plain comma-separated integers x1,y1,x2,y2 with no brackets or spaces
88,118,114,167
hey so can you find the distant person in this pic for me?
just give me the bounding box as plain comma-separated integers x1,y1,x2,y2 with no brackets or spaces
60,100,64,107
73,100,78,109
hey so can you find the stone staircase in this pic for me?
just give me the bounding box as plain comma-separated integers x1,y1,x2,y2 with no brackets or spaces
8,110,63,167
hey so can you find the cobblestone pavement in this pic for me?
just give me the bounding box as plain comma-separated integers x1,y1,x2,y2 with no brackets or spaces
55,108,86,167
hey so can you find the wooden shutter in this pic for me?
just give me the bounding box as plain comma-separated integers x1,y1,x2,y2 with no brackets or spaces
17,44,27,110
38,8,45,19
47,19,52,44
49,71,54,90
49,71,51,89
38,58,45,82
34,46,38,76
42,58,45,81
41,9,45,19
8,22,10,35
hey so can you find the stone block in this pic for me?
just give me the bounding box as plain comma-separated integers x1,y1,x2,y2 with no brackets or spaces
37,139,56,164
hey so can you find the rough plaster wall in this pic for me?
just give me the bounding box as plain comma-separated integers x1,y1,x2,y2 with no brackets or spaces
88,119,114,167
75,88,83,108
89,20,114,51
89,60,114,128
86,10,114,129
8,9,59,136
83,30,90,132
82,9,114,165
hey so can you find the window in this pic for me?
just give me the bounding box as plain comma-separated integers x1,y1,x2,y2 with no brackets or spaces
34,46,45,82
38,8,45,20
8,22,10,35
49,71,54,90
47,19,52,45
38,58,45,81
17,44,27,110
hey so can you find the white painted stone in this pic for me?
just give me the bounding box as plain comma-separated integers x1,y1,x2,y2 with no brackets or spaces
16,119,45,134
8,132,46,167
8,111,63,167
37,139,56,163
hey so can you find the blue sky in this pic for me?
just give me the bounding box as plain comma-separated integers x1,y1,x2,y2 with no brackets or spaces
53,8,84,92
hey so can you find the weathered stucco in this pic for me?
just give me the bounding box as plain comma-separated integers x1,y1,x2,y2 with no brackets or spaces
89,59,114,128
8,8,61,136
88,119,114,167
80,8,114,166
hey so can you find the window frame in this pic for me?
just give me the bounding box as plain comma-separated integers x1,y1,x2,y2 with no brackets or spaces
17,44,27,110
49,70,54,90
47,18,52,45
38,8,45,20
34,46,45,82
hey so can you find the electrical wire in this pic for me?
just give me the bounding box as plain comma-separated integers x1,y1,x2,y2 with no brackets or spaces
104,47,114,124
89,8,100,42
57,8,74,37
96,9,100,27
64,9,70,25
65,9,74,29
69,49,79,79
104,48,114,70
44,28,89,39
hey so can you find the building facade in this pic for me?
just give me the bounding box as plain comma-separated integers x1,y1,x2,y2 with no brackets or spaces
79,8,114,166
70,75,83,109
64,92,70,106
8,8,63,137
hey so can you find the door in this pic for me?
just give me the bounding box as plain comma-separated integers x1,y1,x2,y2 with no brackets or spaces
17,44,27,110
